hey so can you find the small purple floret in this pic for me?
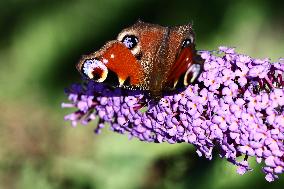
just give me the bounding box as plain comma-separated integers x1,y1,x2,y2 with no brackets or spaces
63,47,284,182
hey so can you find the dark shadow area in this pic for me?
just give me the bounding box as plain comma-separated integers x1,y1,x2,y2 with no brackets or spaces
59,177,95,189
141,148,217,189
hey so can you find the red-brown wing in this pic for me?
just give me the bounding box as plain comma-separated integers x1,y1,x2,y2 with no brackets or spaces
166,47,194,88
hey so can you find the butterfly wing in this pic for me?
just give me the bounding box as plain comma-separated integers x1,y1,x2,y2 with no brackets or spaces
77,41,145,89
117,21,168,92
77,21,166,91
166,47,194,88
165,25,203,89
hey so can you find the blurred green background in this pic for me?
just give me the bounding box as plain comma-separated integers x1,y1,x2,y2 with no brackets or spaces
0,0,283,188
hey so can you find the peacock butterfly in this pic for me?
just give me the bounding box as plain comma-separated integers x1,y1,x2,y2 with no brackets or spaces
76,20,204,99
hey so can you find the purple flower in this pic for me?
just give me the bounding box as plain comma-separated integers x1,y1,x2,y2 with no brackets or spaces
63,47,284,182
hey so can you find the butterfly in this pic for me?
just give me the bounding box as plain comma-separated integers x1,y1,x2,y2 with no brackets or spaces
77,20,204,99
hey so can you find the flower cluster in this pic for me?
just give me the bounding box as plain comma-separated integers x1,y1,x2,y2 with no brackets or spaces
62,47,284,182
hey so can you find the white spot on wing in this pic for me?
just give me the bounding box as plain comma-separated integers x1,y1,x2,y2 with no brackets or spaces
103,58,108,64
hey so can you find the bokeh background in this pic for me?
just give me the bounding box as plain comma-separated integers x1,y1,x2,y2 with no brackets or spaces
0,0,283,188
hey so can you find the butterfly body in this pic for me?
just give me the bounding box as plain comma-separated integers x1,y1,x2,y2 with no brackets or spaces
77,21,204,99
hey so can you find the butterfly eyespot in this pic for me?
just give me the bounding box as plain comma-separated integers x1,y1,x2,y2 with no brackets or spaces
181,38,192,48
82,59,108,82
184,64,201,86
92,67,104,80
122,35,139,49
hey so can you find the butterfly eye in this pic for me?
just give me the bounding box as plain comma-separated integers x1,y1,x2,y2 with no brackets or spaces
181,38,192,48
122,35,138,49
